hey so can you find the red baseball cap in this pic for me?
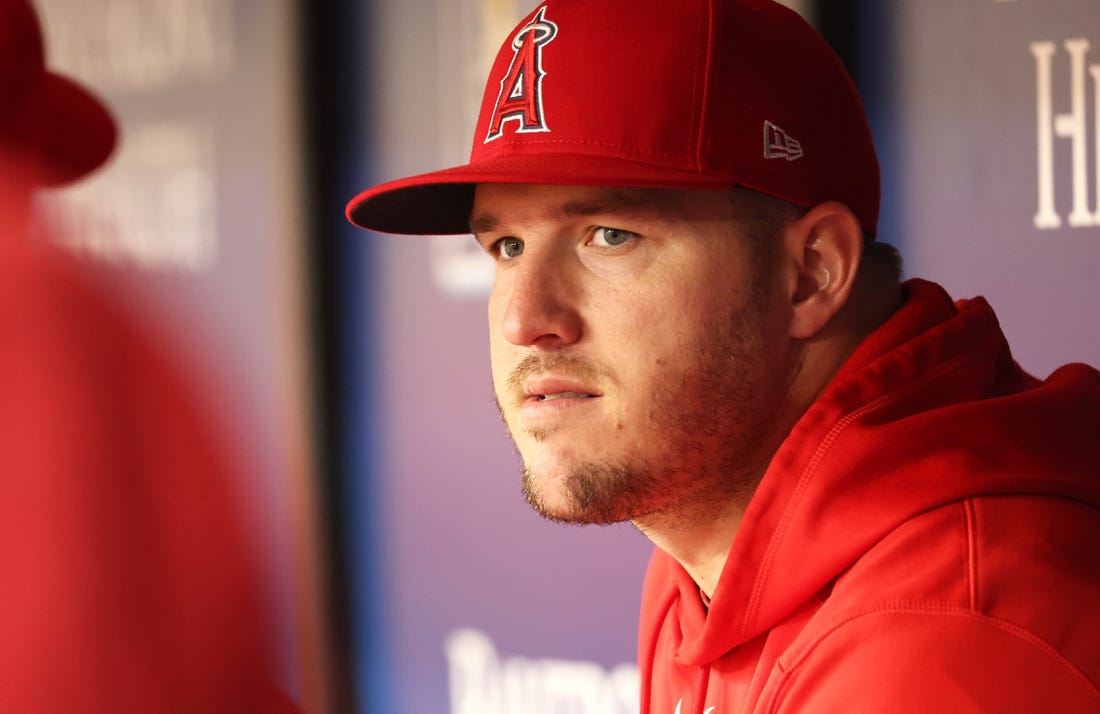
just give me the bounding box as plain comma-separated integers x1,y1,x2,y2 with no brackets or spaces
346,0,879,237
0,0,117,186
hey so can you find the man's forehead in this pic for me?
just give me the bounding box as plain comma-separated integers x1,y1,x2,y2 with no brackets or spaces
468,184,731,234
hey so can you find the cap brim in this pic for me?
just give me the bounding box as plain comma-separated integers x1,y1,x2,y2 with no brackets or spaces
346,153,734,235
30,72,118,186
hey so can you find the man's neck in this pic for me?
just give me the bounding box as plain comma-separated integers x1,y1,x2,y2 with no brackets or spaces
635,506,748,599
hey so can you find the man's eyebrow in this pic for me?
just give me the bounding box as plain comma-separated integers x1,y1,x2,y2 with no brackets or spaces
469,189,679,235
468,214,498,236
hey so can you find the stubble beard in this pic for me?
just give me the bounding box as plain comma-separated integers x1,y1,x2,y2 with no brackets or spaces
505,282,773,529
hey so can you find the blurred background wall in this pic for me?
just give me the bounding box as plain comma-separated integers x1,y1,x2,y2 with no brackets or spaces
26,0,1100,712
867,0,1100,377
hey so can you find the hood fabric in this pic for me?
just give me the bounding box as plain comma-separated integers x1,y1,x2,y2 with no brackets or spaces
639,279,1100,712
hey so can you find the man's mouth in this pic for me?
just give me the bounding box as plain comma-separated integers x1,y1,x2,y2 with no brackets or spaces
519,372,603,408
538,392,595,402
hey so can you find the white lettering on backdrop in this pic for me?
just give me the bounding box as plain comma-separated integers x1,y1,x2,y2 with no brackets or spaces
446,628,640,714
1031,38,1100,230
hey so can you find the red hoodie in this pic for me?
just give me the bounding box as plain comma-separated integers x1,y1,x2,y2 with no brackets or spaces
639,280,1100,713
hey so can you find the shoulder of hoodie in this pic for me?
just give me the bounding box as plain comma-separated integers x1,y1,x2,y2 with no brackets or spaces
761,494,1100,712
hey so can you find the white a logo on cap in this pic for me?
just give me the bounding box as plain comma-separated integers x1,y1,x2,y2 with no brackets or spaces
485,6,558,143
764,120,804,161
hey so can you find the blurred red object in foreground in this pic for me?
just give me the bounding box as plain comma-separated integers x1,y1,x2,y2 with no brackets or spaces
0,216,298,713
0,0,299,709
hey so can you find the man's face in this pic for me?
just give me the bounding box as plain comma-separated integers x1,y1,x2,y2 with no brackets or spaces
472,184,794,527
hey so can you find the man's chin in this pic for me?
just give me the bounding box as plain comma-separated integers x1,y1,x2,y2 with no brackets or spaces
520,462,644,526
521,470,581,523
524,497,625,527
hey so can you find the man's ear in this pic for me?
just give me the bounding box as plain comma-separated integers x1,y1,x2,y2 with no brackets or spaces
781,201,863,340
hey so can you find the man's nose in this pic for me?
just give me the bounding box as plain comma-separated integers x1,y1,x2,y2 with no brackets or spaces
498,248,582,348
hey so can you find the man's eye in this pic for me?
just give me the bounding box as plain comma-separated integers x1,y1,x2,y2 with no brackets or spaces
495,237,524,259
591,227,637,247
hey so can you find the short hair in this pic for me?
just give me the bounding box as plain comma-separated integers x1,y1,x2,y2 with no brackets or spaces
728,186,800,265
863,238,904,282
730,186,903,282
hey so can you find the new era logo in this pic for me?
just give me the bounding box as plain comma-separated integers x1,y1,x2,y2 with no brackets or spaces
763,120,803,161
